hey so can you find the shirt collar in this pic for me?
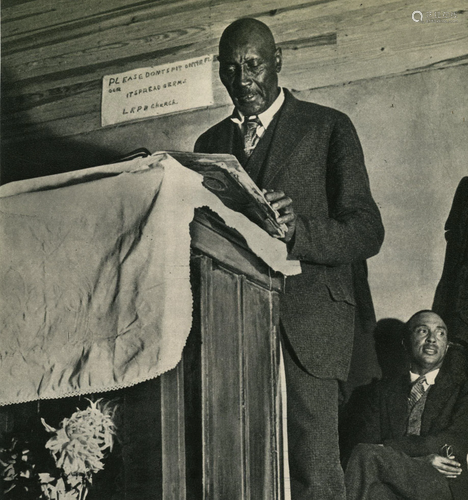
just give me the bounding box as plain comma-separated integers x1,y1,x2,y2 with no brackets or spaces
409,368,440,386
231,87,285,130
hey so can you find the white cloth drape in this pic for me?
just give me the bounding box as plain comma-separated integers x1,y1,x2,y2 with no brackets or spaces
0,153,300,405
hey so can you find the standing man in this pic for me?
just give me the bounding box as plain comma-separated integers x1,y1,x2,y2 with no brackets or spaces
195,18,384,499
433,177,468,347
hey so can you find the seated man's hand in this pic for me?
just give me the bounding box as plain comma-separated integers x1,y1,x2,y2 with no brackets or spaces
264,190,296,243
419,454,462,479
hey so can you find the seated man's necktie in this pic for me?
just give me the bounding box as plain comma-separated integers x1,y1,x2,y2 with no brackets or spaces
408,376,426,411
243,116,261,158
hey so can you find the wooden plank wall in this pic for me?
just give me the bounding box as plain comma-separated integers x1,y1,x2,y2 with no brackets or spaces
2,0,466,145
1,0,467,321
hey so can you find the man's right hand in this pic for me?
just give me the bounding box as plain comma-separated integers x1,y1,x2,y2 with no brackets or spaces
263,189,297,243
419,454,462,478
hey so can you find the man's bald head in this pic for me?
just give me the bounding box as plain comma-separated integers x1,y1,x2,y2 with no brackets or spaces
219,18,277,57
218,18,282,116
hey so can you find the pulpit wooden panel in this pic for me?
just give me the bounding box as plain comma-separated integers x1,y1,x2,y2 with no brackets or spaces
159,210,285,500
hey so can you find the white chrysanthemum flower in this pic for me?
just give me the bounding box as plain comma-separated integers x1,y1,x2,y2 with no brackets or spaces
42,399,116,484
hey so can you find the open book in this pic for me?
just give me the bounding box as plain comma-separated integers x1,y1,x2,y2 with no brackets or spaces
164,151,287,238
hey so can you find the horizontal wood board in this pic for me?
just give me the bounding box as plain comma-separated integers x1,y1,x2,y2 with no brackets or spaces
2,0,467,143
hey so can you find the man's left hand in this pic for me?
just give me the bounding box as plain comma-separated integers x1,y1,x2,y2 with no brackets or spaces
418,454,462,479
264,189,296,243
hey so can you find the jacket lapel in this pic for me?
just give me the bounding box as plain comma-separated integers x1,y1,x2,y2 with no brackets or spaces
262,90,313,188
211,118,236,155
421,369,454,434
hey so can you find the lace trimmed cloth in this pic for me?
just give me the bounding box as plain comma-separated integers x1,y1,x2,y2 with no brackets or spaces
0,153,300,405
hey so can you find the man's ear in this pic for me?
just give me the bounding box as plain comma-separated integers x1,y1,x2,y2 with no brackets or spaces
275,47,282,73
401,338,408,351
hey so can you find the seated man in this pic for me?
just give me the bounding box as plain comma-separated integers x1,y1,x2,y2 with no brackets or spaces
344,310,468,500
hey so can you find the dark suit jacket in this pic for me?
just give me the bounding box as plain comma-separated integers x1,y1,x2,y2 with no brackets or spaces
434,177,468,346
346,350,468,499
195,89,384,380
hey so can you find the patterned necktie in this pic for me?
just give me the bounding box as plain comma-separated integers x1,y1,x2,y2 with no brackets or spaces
408,376,426,410
243,116,261,158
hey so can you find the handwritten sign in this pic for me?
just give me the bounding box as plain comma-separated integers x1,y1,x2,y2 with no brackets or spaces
101,55,214,126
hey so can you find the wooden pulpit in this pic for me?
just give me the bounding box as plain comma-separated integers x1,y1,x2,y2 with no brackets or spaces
122,208,285,499
0,208,286,500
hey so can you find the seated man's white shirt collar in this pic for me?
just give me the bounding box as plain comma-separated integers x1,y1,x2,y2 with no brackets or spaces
410,368,440,390
231,88,285,138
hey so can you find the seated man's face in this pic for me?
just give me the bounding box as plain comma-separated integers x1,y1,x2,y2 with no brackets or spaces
407,311,449,375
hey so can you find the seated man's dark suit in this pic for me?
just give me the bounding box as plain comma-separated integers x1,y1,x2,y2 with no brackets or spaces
344,349,468,500
195,89,384,499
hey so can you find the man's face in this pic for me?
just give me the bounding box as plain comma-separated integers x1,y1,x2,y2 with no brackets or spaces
407,312,449,375
218,32,281,116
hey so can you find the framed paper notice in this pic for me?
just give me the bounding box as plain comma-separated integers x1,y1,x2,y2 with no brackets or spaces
101,55,214,126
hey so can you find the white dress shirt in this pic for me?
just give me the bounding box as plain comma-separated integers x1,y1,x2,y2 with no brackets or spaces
409,368,440,392
231,87,285,139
